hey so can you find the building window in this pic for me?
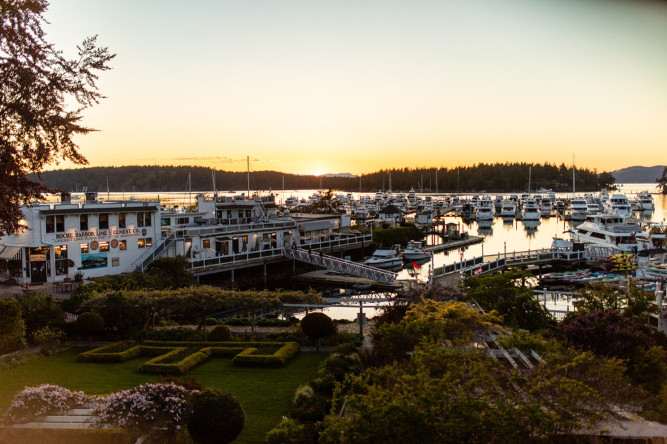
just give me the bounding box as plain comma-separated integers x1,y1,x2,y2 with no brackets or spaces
119,240,127,250
227,210,232,218
80,214,88,231
138,212,152,227
118,213,126,228
54,245,68,276
177,217,189,225
203,239,211,248
80,243,89,254
99,213,109,230
99,241,109,252
56,215,64,232
46,216,55,233
245,210,252,218
138,238,145,248
146,238,152,247
161,218,170,226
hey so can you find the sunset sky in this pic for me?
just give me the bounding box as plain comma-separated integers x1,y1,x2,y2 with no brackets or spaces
45,0,667,176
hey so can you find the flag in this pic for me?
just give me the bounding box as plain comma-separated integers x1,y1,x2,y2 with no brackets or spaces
412,262,420,269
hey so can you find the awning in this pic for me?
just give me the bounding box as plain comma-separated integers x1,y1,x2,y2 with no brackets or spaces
299,220,334,231
0,246,22,260
216,236,231,241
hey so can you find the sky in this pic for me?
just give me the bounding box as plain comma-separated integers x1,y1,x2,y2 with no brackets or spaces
44,0,667,176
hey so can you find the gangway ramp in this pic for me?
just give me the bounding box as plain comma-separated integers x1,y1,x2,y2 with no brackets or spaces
283,248,397,285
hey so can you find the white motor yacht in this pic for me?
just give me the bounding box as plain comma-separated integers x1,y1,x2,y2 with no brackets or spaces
570,197,588,220
475,196,494,221
604,194,632,217
522,199,541,220
572,214,643,252
364,247,403,269
539,200,552,218
638,191,655,211
499,200,518,218
402,240,432,261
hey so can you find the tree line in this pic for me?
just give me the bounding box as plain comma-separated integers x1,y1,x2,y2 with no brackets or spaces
30,162,615,195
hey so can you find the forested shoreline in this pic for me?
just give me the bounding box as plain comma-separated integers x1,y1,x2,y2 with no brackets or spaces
31,163,615,194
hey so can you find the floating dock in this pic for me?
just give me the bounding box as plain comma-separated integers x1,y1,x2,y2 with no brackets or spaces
425,235,484,254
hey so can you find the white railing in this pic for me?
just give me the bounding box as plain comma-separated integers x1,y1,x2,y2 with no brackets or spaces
284,247,396,284
432,248,587,279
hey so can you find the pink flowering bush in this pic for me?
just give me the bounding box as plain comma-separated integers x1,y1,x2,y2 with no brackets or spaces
7,384,90,421
93,382,194,431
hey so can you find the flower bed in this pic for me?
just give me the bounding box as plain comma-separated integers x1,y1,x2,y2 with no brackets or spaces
6,384,91,421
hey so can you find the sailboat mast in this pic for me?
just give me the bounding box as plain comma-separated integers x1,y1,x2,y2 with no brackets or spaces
572,154,576,194
246,156,250,197
528,166,532,193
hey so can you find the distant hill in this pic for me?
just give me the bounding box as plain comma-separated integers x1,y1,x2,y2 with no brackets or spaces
611,165,666,183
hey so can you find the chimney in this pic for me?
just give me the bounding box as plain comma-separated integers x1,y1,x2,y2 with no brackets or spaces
85,192,98,202
60,192,71,203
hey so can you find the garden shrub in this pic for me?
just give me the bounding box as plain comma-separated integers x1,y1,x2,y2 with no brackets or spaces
188,389,245,444
0,298,25,355
138,347,209,375
207,324,232,341
6,384,90,421
265,417,308,444
300,312,336,351
223,317,250,326
264,331,306,344
75,312,105,341
94,382,193,431
204,318,218,326
33,326,65,355
15,293,66,341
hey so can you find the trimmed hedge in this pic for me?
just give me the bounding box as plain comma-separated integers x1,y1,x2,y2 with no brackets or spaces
232,342,301,368
77,340,301,373
138,327,208,342
75,341,140,363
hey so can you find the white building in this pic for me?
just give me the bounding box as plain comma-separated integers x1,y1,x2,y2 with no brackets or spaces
0,192,161,284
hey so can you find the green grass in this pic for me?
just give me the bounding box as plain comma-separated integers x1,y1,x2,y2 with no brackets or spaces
0,347,325,443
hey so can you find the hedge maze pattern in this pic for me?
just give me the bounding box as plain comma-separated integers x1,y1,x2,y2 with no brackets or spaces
76,340,301,375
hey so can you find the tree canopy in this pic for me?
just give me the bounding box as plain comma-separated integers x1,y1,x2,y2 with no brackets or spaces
0,0,114,235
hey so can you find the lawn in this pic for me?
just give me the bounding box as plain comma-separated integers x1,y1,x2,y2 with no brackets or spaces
0,347,326,443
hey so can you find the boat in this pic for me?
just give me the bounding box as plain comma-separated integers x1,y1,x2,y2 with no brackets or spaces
521,199,541,220
402,240,431,261
604,194,632,217
499,200,518,218
363,247,403,269
475,196,494,221
638,191,655,211
539,199,553,218
572,213,644,252
570,197,588,220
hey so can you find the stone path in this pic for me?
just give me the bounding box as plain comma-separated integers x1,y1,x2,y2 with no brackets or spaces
11,407,106,430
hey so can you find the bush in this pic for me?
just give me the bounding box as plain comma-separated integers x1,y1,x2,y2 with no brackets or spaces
0,298,25,355
207,325,232,342
223,317,250,326
300,313,336,351
204,318,218,326
7,384,90,421
15,293,65,341
94,382,193,431
139,328,207,342
33,326,65,355
266,417,308,444
188,389,245,444
75,312,105,340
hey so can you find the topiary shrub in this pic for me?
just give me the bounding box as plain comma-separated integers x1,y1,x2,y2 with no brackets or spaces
300,312,336,351
76,312,105,342
188,389,245,444
207,325,232,342
204,318,218,326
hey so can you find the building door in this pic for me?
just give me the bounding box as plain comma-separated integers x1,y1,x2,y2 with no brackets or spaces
30,261,47,283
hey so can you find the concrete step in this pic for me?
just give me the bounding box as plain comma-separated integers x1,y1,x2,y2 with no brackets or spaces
41,415,98,423
65,408,95,415
13,422,100,429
